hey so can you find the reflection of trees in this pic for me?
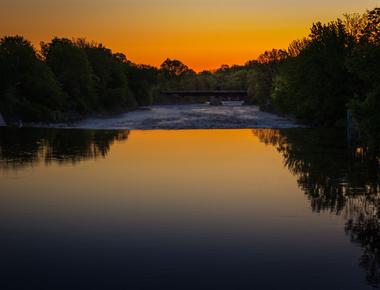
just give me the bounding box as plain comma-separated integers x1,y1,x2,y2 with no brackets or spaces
253,128,380,287
345,195,380,286
0,128,129,170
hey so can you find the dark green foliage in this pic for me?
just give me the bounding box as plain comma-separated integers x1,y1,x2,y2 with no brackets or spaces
249,7,380,147
76,40,138,109
0,36,155,122
160,58,195,80
41,38,96,112
349,88,380,149
214,65,250,90
261,21,356,125
124,64,158,106
346,27,380,148
245,47,295,111
0,36,64,121
154,60,254,104
157,58,196,93
345,8,380,148
245,50,288,110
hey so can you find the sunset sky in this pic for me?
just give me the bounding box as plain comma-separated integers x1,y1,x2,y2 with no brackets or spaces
0,0,377,71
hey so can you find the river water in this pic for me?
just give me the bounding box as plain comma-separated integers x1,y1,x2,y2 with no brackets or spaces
0,105,379,289
57,102,300,130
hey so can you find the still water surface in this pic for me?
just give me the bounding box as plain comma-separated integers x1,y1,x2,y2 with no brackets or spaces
0,128,379,289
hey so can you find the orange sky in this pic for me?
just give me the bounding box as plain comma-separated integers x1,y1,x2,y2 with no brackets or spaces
0,0,377,71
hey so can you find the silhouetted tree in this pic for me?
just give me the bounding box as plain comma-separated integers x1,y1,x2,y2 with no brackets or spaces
272,21,357,125
347,8,380,149
125,64,158,106
76,39,137,109
41,37,97,113
0,36,64,121
160,58,195,80
245,50,287,109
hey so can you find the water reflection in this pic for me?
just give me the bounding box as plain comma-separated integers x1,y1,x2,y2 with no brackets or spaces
0,128,129,170
1,128,379,288
253,128,380,287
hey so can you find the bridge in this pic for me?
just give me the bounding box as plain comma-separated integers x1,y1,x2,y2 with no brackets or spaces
161,90,248,102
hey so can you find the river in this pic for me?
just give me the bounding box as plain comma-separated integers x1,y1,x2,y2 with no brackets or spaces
0,105,379,289
48,102,300,130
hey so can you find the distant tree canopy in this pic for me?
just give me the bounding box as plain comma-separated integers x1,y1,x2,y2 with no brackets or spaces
0,36,254,120
0,36,63,120
0,7,379,147
244,7,380,147
160,58,195,79
41,38,96,112
0,36,158,121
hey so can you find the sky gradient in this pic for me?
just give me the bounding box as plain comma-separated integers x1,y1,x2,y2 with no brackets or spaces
0,0,378,70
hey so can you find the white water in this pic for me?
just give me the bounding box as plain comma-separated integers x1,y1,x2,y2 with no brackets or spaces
55,102,301,130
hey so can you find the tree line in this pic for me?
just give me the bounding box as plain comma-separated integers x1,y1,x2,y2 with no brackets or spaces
246,8,380,147
0,34,253,121
0,7,379,145
0,37,160,121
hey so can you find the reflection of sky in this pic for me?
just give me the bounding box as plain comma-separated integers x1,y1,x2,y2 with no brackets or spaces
0,129,365,289
0,0,375,70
